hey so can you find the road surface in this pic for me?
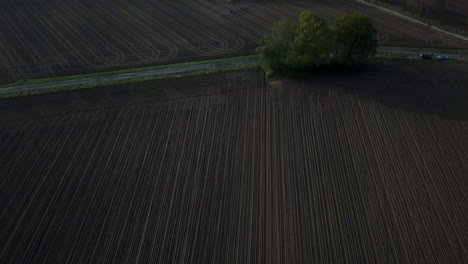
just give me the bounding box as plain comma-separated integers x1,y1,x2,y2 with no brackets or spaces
0,50,466,96
0,59,258,95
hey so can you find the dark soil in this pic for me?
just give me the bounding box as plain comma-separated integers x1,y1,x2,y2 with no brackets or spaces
1,61,468,263
0,0,467,84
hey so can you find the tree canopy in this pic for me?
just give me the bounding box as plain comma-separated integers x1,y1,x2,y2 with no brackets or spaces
256,20,297,75
287,11,332,69
257,11,378,75
332,13,378,66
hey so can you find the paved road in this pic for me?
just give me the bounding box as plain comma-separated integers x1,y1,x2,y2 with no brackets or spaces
1,49,466,96
355,0,468,43
0,59,258,95
377,49,468,60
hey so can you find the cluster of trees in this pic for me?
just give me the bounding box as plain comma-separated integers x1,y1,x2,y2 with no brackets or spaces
257,11,378,75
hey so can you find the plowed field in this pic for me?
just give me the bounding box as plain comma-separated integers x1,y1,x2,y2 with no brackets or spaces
381,0,468,29
0,0,467,83
1,60,468,263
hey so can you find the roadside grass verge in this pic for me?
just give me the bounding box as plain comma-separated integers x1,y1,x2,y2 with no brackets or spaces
1,47,463,98
1,46,464,91
0,55,259,89
0,63,260,98
374,54,419,60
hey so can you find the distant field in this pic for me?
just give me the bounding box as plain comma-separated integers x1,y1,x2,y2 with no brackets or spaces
0,0,467,83
1,60,468,263
380,0,468,29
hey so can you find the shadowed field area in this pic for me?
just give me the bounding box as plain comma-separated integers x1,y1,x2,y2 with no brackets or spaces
1,61,468,263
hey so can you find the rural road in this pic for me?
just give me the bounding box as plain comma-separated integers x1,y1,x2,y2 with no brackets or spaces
0,59,258,95
377,49,468,60
355,0,468,43
0,49,466,96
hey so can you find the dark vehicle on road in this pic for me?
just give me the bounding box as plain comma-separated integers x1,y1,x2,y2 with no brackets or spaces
420,53,433,59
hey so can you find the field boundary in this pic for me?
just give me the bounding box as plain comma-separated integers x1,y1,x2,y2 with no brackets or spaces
0,60,259,97
1,47,466,97
0,55,259,89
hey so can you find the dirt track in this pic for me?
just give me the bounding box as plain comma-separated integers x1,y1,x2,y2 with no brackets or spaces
0,0,467,83
1,61,468,263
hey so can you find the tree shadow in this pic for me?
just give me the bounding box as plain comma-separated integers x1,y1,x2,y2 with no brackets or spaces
283,60,468,121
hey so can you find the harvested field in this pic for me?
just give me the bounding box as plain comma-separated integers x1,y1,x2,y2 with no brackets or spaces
1,60,468,263
0,0,467,83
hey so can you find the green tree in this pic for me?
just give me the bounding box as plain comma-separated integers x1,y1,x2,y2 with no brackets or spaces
332,13,378,66
256,20,297,75
257,11,378,75
287,11,333,69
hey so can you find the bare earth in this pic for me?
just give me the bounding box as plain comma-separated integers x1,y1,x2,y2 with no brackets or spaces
379,0,468,30
0,0,467,83
1,60,468,263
